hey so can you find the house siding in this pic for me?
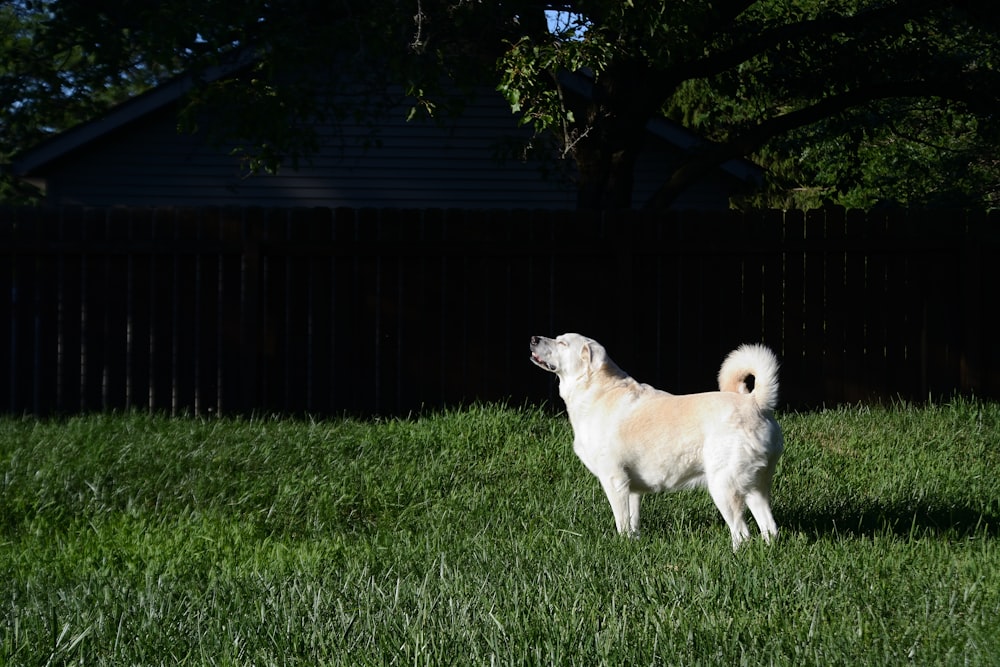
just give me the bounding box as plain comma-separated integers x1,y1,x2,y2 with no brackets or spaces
33,86,740,210
39,88,581,209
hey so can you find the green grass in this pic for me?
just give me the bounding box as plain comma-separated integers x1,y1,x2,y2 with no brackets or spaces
2,399,999,665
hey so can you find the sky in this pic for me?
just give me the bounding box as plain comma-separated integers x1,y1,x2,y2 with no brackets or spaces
545,9,586,36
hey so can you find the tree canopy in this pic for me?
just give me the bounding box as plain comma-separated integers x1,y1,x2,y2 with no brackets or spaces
2,0,998,210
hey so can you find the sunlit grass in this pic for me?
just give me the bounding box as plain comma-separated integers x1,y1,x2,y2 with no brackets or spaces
2,400,998,665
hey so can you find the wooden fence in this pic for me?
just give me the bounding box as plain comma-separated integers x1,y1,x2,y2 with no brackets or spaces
2,206,998,417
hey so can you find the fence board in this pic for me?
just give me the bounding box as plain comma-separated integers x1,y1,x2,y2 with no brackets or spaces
736,212,765,354
961,212,996,395
859,212,887,401
124,207,152,411
34,216,59,415
757,210,784,368
779,210,805,403
193,208,221,415
9,209,41,413
79,208,105,410
671,210,709,392
821,210,847,405
801,209,826,407
882,210,917,400
172,209,199,413
59,208,86,412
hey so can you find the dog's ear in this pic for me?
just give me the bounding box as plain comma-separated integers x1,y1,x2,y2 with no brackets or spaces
580,342,592,368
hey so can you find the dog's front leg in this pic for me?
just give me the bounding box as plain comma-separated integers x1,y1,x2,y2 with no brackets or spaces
599,475,638,537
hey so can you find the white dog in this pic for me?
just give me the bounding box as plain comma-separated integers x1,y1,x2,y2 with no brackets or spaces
530,333,783,549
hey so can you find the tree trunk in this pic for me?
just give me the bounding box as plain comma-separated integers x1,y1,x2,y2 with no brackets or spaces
564,61,665,211
574,145,638,211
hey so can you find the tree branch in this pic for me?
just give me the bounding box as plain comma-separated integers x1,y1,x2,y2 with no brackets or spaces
643,78,1000,210
678,3,938,83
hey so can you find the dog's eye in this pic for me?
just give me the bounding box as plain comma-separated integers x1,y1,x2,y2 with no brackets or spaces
557,340,568,347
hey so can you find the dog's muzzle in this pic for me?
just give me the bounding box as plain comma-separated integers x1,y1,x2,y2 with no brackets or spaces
530,336,557,371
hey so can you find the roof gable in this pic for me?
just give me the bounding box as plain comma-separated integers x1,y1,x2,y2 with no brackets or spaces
13,53,257,177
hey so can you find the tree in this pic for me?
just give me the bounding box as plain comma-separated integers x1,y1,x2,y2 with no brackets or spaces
743,97,1000,209
0,0,178,202
3,0,999,210
496,1,1000,209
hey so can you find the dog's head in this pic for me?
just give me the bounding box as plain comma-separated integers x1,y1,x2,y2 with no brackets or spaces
529,333,606,382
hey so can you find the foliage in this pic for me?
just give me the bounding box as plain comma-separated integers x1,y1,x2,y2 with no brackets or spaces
744,101,1000,210
1,401,999,663
2,0,999,210
0,0,179,202
493,1,1000,209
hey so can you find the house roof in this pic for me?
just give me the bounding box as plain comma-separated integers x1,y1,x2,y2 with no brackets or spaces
11,51,257,178
11,61,762,187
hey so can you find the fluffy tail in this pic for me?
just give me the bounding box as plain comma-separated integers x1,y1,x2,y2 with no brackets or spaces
718,344,780,412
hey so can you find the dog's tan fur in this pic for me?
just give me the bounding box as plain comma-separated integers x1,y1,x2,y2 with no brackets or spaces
530,333,783,549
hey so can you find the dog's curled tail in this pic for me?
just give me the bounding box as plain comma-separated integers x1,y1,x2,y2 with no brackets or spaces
718,344,780,412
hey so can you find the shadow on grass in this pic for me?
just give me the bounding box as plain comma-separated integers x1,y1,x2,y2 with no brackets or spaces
779,500,999,541
577,493,998,545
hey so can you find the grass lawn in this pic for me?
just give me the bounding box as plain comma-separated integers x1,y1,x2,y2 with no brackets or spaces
1,400,998,665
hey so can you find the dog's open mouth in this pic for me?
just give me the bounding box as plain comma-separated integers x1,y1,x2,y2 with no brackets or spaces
531,352,557,372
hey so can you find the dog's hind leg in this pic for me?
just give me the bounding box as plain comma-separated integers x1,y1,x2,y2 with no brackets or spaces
746,463,779,542
707,479,750,549
746,489,778,543
628,491,642,534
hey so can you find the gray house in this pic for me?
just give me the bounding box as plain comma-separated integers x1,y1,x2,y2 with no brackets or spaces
11,63,761,210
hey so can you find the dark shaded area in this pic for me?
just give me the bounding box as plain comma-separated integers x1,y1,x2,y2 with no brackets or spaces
781,500,999,541
3,206,999,417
